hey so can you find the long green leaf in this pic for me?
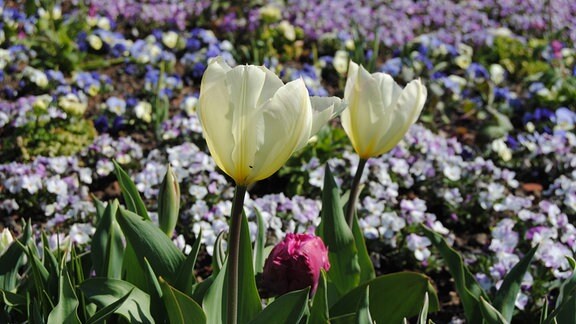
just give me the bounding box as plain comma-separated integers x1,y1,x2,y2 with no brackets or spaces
479,296,508,324
47,269,81,324
418,292,430,324
550,256,576,324
330,272,439,324
317,165,360,298
113,160,149,220
174,229,203,295
203,260,227,324
355,286,372,324
493,245,538,322
0,220,32,291
117,208,185,284
249,288,310,324
352,211,375,283
253,208,266,274
92,200,123,278
80,278,154,323
308,271,329,324
420,224,487,323
203,213,262,324
159,277,207,324
86,289,133,324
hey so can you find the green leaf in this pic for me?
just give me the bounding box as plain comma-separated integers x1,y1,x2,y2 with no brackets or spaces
86,289,133,324
117,208,185,284
249,288,310,324
232,212,262,322
418,292,430,324
351,211,375,283
92,200,124,279
317,165,360,297
113,160,150,220
420,225,487,323
479,296,508,324
0,220,32,291
159,277,207,324
0,289,27,307
253,208,266,274
308,271,329,324
203,260,227,324
174,229,203,295
158,164,180,237
330,272,439,324
47,269,81,324
203,213,261,324
213,231,227,274
80,278,154,324
493,245,538,322
550,256,576,324
355,286,372,324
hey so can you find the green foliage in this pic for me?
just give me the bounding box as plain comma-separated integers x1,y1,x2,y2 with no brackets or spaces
1,117,96,162
329,272,439,323
316,165,361,298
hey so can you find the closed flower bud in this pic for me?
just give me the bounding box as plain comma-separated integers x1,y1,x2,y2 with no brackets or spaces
158,164,180,237
260,233,330,297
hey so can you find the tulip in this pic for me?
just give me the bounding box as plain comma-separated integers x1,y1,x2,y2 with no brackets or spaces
198,57,343,186
341,61,427,226
198,57,343,324
260,233,330,297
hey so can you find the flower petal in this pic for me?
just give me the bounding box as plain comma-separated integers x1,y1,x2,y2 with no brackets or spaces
248,79,312,183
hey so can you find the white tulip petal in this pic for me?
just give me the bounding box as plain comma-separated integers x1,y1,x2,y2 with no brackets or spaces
198,60,236,177
308,96,345,139
250,79,312,183
256,66,285,106
225,65,268,184
373,79,426,155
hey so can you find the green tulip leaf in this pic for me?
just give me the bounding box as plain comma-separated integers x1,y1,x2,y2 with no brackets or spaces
80,278,154,324
355,286,372,324
420,224,487,323
248,288,310,324
47,269,81,324
418,292,430,324
548,256,576,324
479,296,508,324
159,277,206,324
92,199,124,279
309,271,329,324
203,259,227,324
253,208,266,274
174,229,203,295
213,231,227,274
86,289,133,324
117,208,185,284
317,165,360,298
352,211,375,283
0,289,27,307
330,272,439,324
203,212,261,324
0,220,32,291
113,160,150,220
493,245,538,322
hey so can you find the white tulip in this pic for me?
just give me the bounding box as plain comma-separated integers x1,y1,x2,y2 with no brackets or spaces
341,61,427,159
198,57,343,186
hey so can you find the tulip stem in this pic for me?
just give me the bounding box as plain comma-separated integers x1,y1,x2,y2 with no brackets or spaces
346,158,368,227
227,185,247,324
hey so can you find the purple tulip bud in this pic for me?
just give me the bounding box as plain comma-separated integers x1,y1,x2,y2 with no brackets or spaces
260,233,330,298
